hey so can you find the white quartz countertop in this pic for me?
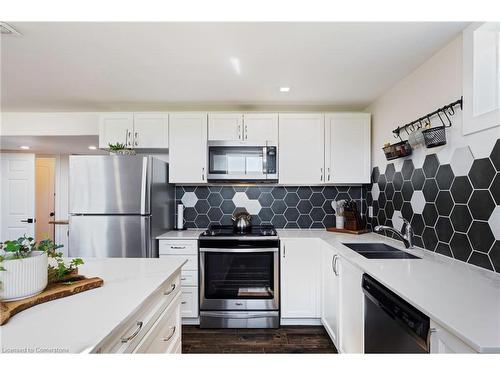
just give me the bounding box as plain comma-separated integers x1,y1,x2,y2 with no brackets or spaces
0,258,186,354
278,229,500,353
157,229,205,240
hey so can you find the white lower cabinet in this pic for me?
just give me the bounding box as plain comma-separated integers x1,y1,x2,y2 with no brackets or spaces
280,239,321,321
337,256,364,353
92,270,182,353
159,239,199,322
429,321,477,353
321,244,340,349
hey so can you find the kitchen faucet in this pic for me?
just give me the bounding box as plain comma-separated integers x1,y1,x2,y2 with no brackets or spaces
374,217,414,249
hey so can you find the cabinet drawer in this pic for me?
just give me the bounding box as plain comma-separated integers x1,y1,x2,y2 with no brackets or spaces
160,254,198,271
181,270,198,286
92,271,181,353
172,337,182,354
159,240,198,255
181,286,199,318
134,294,182,354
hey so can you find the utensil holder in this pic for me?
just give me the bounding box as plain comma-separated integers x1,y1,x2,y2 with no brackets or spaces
422,126,447,148
383,140,412,161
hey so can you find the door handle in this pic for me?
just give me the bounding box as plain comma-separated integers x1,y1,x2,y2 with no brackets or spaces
163,283,176,296
320,168,323,181
20,218,35,223
245,124,248,140
120,321,143,343
202,167,205,181
49,212,55,217
127,130,132,147
283,245,286,258
134,131,139,147
327,167,331,181
162,326,176,342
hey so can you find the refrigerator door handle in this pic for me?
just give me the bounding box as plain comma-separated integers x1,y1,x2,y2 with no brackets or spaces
141,216,151,258
140,157,149,215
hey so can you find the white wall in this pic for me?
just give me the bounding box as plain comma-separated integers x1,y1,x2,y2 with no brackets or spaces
367,35,500,171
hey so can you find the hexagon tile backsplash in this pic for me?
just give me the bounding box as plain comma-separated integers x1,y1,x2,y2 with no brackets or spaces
368,139,500,273
175,185,364,230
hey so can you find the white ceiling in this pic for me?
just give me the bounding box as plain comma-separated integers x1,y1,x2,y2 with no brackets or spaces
0,135,105,155
1,22,468,111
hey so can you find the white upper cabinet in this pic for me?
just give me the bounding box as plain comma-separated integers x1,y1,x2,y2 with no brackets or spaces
99,112,168,149
98,113,134,149
463,22,500,134
278,113,325,185
208,113,243,141
325,113,371,184
243,113,279,143
133,113,169,149
280,239,321,319
169,113,208,184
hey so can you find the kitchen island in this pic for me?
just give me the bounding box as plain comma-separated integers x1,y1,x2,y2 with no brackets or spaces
0,257,186,354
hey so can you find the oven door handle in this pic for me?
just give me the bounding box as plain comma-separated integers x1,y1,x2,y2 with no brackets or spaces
200,248,279,253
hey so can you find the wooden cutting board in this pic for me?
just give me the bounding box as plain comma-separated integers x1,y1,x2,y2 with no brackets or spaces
0,277,103,326
326,227,370,235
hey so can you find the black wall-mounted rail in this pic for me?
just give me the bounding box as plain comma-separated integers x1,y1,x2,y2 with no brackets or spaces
392,97,463,140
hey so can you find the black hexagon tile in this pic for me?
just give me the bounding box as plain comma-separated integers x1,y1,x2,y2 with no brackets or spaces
450,205,473,233
468,190,495,221
469,158,496,189
450,176,473,204
411,168,425,190
423,154,439,178
468,221,495,253
401,160,414,180
450,233,473,261
436,164,454,190
490,139,500,171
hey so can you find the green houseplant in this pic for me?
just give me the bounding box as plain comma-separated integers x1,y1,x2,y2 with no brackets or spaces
0,235,84,301
108,142,135,155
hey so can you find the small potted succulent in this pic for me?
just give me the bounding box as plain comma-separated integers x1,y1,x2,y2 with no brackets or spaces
0,236,85,301
0,235,48,301
108,142,135,155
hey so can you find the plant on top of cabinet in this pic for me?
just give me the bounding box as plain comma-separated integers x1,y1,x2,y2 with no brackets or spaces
108,142,136,155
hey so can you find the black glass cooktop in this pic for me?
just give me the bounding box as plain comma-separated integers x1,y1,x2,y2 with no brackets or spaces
201,224,277,238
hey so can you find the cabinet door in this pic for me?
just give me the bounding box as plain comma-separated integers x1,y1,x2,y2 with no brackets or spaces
338,256,364,353
133,113,169,149
429,321,476,353
325,113,371,184
169,113,208,184
208,113,243,141
243,113,279,142
98,113,134,149
280,239,321,318
278,113,325,184
322,245,340,348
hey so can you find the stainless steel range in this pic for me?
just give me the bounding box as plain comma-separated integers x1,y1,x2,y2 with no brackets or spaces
199,224,280,328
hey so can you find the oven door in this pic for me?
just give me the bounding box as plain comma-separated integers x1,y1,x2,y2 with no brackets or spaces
200,241,279,311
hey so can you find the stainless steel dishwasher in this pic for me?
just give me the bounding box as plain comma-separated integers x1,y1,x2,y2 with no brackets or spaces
362,274,430,353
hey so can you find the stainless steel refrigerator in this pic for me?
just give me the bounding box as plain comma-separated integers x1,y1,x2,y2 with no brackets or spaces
69,155,174,258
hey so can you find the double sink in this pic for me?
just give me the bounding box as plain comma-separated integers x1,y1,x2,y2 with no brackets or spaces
342,243,421,259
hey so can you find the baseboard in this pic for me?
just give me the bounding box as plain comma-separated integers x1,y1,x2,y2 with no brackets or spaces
182,317,200,325
280,318,322,326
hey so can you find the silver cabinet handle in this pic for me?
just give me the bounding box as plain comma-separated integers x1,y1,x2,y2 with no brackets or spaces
334,255,339,276
163,283,176,296
245,124,248,140
283,245,286,258
162,326,176,342
320,168,323,181
127,130,132,147
181,277,187,281
125,129,129,145
121,321,143,343
202,167,205,181
181,301,187,305
327,167,331,181
170,246,186,249
134,131,139,147
331,254,336,275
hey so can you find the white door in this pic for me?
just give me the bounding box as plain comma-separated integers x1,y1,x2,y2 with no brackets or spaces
35,157,56,241
98,113,134,149
338,256,364,353
133,113,169,148
169,113,208,184
429,321,476,353
280,239,321,319
243,113,279,143
208,113,243,141
1,153,36,242
325,113,371,184
278,113,325,184
322,245,340,348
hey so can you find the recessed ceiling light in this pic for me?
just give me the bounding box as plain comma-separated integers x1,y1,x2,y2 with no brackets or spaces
280,87,291,92
88,145,97,150
229,57,241,75
20,145,30,150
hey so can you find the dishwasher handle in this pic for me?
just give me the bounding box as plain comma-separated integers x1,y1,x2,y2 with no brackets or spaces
362,273,430,351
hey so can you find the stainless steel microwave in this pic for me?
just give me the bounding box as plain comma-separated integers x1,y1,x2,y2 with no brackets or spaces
207,141,278,182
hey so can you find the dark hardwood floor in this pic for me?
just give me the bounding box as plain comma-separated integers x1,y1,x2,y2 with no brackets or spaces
182,325,338,354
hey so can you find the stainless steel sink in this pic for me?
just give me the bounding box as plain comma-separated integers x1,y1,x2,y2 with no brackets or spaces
342,243,421,259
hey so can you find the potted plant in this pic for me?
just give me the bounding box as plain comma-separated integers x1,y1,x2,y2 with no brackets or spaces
0,235,48,301
0,236,85,301
108,142,135,155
